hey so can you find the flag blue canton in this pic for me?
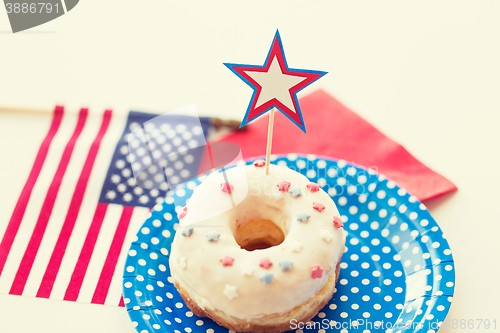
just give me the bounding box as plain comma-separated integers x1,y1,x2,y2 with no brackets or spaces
99,111,211,208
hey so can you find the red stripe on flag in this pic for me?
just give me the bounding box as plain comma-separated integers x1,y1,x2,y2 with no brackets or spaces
118,295,125,307
0,106,64,277
9,108,89,296
64,203,108,302
36,110,113,298
91,206,134,305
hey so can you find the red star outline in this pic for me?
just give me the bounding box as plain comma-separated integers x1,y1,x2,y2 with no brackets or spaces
225,30,327,133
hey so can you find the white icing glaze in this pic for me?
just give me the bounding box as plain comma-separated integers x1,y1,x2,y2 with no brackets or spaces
169,164,345,319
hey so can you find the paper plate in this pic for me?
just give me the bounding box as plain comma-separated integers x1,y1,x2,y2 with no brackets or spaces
123,155,455,333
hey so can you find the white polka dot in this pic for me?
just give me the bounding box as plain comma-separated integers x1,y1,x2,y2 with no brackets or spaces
361,231,369,238
372,254,380,261
385,312,393,318
384,279,392,285
394,271,402,277
371,238,380,246
446,282,454,287
349,223,359,231
124,282,132,288
350,254,359,261
371,222,379,230
135,291,142,296
372,271,381,277
329,304,337,310
420,219,429,227
340,312,348,318
362,278,370,285
340,279,348,285
362,295,370,301
351,270,359,277
383,263,391,269
129,249,137,257
359,214,369,222
373,287,381,293
374,304,381,310
382,246,391,253
361,262,370,269
337,177,346,186
409,212,418,220
138,259,146,266
126,266,134,272
368,201,377,210
162,230,171,238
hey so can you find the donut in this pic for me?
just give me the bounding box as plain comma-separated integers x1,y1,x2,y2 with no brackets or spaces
169,162,346,332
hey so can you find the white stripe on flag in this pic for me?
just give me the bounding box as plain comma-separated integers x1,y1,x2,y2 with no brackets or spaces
75,203,124,304
104,206,149,306
0,111,79,295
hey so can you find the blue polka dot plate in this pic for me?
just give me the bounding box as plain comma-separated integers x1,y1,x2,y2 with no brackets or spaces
123,155,455,333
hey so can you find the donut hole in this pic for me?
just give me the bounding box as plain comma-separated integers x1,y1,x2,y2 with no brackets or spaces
234,219,285,251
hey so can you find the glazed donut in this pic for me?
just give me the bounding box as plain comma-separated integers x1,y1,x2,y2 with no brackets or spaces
169,162,346,333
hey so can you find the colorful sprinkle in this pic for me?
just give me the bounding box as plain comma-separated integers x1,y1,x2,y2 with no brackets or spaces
177,206,187,219
276,180,291,192
180,227,193,237
180,257,187,270
313,202,326,212
240,262,254,276
253,159,266,167
206,231,221,242
259,257,273,269
290,241,303,253
279,258,293,271
220,183,234,193
333,216,344,228
288,187,302,197
223,285,238,300
306,183,320,192
311,265,323,279
220,255,234,266
320,229,333,243
296,212,311,223
260,271,274,285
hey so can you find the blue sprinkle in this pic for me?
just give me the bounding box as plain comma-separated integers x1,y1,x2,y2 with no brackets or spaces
260,271,274,285
206,231,221,242
296,212,311,223
180,227,193,237
288,187,302,197
279,258,293,271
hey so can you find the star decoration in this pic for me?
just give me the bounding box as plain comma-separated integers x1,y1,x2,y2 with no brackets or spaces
224,30,327,133
333,216,344,228
240,262,254,276
320,229,333,243
180,257,187,270
177,206,188,219
220,255,234,267
277,180,291,192
311,265,323,279
254,159,266,167
306,183,320,192
296,212,311,223
259,257,273,269
289,241,303,253
206,231,221,242
313,202,326,212
279,258,293,271
180,227,193,237
223,284,238,300
260,271,274,285
220,182,234,193
288,186,302,197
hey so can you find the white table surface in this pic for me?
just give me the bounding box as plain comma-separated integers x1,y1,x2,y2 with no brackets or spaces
1,1,499,332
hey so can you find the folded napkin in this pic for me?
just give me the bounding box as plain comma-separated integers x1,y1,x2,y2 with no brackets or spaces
217,90,456,201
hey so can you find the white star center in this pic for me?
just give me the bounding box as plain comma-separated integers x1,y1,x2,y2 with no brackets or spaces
244,56,306,112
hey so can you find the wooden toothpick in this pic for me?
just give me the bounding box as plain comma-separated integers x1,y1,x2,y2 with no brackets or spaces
265,108,275,175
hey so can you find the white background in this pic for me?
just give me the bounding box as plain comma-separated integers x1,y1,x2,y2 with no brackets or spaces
1,1,500,332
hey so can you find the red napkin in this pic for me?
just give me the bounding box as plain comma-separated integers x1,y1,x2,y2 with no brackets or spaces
217,90,456,201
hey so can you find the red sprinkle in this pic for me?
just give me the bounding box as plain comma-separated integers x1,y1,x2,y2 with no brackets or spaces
254,159,266,167
177,206,187,219
311,265,324,279
220,183,234,193
313,202,326,212
277,181,292,192
306,183,320,192
259,257,273,269
333,216,344,228
220,255,234,266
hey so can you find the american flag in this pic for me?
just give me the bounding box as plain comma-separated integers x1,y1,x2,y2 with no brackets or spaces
0,107,210,306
